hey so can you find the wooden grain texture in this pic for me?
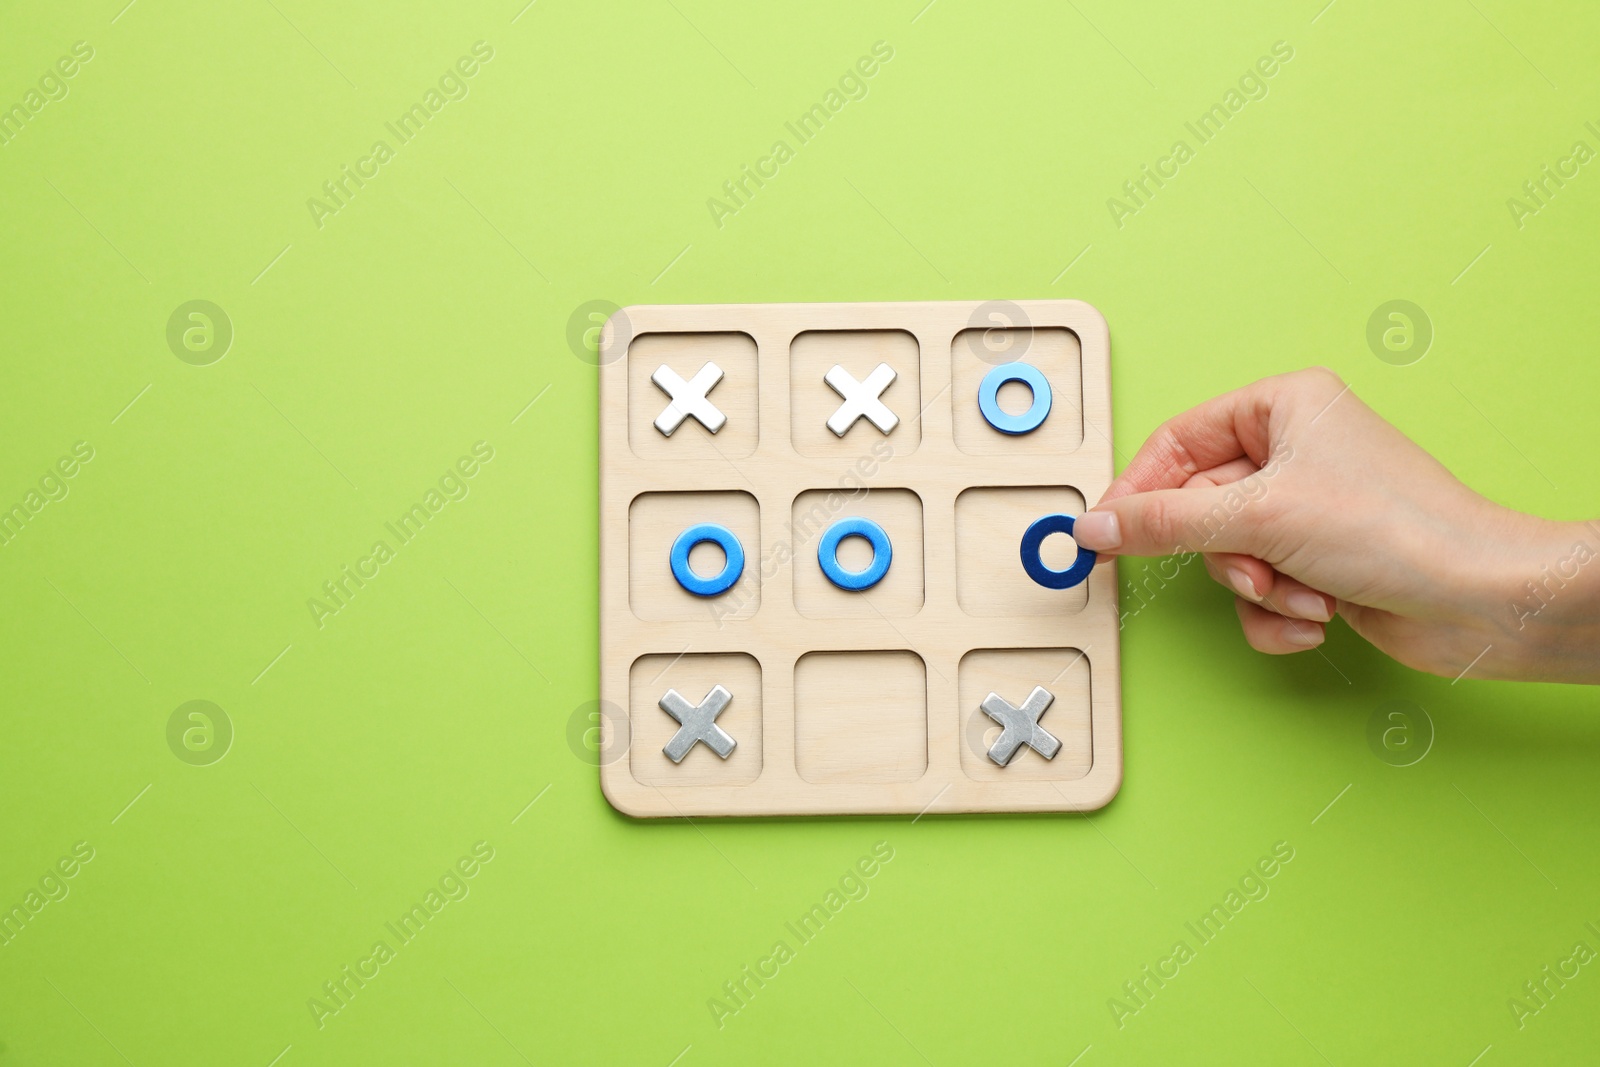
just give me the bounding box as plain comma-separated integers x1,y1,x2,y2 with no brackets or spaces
951,326,1084,456
794,650,929,785
627,332,759,461
629,653,763,787
956,647,1093,783
954,486,1089,617
628,490,760,622
789,329,921,457
791,487,923,619
598,300,1121,817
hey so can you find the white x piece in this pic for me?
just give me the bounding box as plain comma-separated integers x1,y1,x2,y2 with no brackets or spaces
652,362,726,436
824,363,899,437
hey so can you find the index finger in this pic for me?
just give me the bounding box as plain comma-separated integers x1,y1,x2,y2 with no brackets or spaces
1100,377,1278,503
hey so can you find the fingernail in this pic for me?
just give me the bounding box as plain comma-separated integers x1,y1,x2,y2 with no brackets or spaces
1226,567,1260,602
1285,624,1325,647
1285,591,1333,622
1074,512,1121,551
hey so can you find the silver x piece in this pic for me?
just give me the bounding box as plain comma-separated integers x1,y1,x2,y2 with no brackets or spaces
659,685,737,763
981,686,1061,766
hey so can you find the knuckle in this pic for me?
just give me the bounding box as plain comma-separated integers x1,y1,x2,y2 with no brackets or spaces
1154,424,1199,478
1292,365,1350,411
1300,365,1344,390
1138,496,1185,549
1234,489,1281,533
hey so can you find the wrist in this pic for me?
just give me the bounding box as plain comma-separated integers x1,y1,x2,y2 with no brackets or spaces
1491,513,1600,683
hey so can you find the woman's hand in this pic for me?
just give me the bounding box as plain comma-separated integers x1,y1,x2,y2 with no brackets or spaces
1071,367,1600,684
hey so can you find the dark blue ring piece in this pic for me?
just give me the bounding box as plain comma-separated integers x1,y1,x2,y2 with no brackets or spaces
818,517,892,591
670,523,745,597
1020,513,1095,590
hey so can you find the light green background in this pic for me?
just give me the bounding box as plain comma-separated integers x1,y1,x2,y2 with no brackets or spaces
3,0,1598,1063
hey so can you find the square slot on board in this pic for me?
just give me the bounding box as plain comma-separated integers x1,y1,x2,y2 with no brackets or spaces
794,650,927,784
628,332,758,460
629,652,762,787
958,648,1092,782
950,327,1084,455
790,330,921,458
790,488,924,619
629,490,760,622
955,486,1089,617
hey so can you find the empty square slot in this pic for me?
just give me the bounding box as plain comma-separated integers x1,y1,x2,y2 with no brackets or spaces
629,332,758,460
955,486,1089,617
958,648,1092,782
630,652,762,786
790,488,924,619
629,490,760,622
951,327,1084,455
790,330,921,458
794,650,927,784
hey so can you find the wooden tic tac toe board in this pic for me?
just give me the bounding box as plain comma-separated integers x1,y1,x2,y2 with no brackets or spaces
597,300,1122,817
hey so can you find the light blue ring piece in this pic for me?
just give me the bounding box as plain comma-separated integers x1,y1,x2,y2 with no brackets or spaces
978,361,1053,435
670,523,745,597
818,517,892,591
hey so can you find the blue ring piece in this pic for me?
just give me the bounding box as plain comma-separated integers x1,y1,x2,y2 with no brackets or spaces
669,523,745,597
978,361,1053,435
818,517,893,591
1020,513,1096,590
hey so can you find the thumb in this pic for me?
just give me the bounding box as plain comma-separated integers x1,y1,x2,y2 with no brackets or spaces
1072,486,1264,557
